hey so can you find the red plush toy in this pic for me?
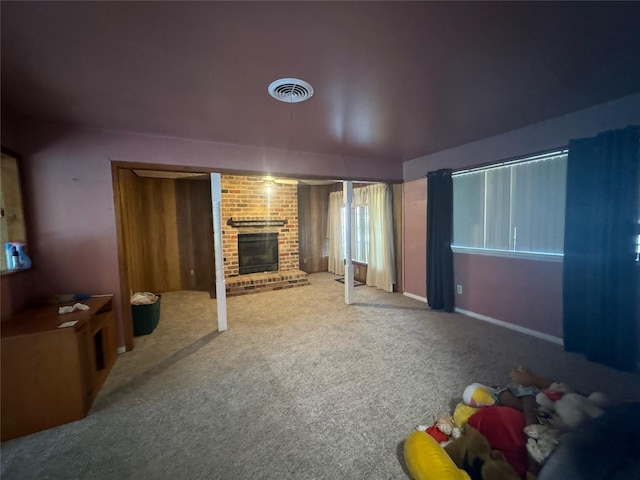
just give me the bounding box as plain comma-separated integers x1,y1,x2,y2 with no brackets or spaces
426,424,450,443
419,415,461,445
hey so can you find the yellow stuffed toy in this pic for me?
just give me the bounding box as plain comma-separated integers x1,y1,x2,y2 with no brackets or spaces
404,430,471,480
452,401,480,428
462,383,497,408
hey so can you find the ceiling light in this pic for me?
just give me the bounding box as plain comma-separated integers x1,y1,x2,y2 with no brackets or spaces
268,78,314,103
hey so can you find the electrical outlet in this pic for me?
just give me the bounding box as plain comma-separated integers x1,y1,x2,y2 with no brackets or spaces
456,284,463,294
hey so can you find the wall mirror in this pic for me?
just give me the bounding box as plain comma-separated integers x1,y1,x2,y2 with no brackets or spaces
1,149,28,273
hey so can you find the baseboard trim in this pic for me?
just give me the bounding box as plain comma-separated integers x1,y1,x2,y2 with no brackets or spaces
403,291,427,303
401,293,564,345
455,308,564,346
117,346,126,354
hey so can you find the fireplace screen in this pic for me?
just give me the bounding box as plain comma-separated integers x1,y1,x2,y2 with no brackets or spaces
237,233,279,274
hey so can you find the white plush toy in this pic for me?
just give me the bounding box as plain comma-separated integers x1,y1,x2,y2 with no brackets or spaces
524,424,560,464
535,383,610,429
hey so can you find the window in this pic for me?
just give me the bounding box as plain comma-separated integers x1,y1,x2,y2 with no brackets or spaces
341,205,369,263
352,205,369,264
453,150,567,257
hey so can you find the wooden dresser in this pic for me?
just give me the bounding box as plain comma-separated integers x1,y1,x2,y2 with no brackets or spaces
1,296,117,441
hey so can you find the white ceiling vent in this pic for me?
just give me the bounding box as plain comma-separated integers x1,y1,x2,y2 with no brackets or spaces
268,78,314,103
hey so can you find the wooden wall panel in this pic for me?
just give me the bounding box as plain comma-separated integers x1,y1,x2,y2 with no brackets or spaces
119,169,145,294
119,172,181,293
392,183,403,293
297,184,332,273
297,184,311,273
138,177,181,292
175,179,214,291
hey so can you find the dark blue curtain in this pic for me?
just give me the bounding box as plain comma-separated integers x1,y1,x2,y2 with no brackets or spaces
563,126,640,370
426,169,454,312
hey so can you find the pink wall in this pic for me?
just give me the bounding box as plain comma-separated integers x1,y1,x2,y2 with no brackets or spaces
2,120,402,347
1,270,37,321
402,178,427,300
453,253,563,338
402,179,563,338
401,95,640,341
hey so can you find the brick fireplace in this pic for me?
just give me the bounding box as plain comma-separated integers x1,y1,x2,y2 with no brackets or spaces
237,232,279,274
220,175,309,296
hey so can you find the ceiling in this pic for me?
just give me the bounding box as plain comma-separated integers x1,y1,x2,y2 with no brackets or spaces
2,1,639,165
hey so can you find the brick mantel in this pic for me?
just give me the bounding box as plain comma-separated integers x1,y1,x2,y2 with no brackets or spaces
226,218,287,228
221,175,299,278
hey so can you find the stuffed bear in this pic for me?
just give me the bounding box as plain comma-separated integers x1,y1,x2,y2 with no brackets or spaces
444,424,521,480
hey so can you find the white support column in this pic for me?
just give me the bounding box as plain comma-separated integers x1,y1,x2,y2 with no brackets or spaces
343,180,354,305
210,173,228,332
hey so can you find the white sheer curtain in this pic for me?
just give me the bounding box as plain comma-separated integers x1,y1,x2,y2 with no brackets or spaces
327,183,396,292
353,186,367,207
365,183,396,292
327,191,344,275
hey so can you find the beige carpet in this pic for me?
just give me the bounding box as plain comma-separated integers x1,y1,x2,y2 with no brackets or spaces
2,272,639,479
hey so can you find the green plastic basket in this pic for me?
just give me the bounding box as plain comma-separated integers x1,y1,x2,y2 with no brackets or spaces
131,294,161,336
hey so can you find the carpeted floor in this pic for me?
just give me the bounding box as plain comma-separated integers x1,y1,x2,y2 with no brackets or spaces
335,277,365,286
1,272,639,479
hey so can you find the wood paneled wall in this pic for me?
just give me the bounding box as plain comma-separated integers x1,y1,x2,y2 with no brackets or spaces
140,176,182,292
119,172,213,294
297,183,333,274
119,171,181,293
119,169,145,293
175,179,214,291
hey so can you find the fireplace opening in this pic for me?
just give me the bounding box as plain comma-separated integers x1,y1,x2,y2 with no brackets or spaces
238,233,279,274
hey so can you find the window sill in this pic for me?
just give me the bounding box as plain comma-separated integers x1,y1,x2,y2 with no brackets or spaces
451,246,563,263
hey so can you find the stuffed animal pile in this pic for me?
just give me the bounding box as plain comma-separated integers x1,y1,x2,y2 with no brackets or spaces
404,425,521,480
524,382,609,464
535,382,609,429
404,370,610,480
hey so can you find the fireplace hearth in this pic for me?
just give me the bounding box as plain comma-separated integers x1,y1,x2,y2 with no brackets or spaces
238,233,279,274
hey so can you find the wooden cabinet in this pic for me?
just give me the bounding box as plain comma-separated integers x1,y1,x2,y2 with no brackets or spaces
1,296,117,441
